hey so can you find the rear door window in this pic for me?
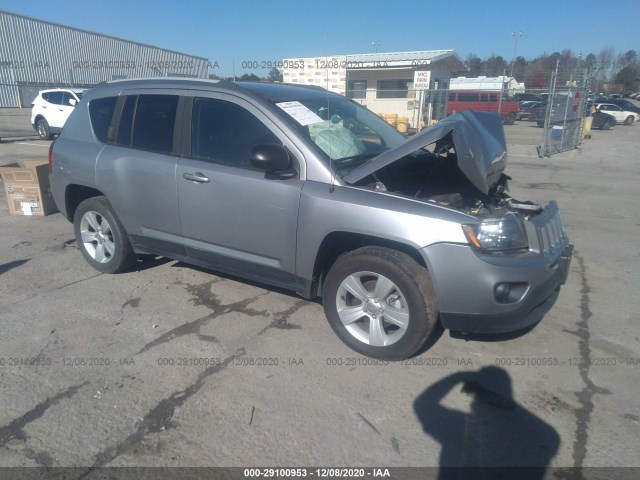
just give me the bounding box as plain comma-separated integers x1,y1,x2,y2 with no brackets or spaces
131,95,179,153
43,91,63,105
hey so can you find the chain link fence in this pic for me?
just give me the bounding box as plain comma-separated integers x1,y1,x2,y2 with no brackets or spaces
536,63,590,157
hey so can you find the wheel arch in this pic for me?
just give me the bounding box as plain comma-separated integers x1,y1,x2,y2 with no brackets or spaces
65,184,105,222
310,231,427,298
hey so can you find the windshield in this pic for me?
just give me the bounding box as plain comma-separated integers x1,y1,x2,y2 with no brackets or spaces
242,83,407,171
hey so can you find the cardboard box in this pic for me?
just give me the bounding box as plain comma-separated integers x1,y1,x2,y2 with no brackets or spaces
0,160,58,216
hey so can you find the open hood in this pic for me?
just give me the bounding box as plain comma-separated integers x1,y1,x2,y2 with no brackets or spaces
343,110,508,195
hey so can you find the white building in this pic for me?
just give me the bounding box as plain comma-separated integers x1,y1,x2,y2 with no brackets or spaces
450,76,525,96
282,50,465,128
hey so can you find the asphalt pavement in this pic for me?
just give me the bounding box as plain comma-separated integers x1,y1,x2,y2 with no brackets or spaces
0,119,639,476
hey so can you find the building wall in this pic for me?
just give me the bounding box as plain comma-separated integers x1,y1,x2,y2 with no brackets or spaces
347,64,452,127
282,56,347,95
0,11,209,107
282,52,458,129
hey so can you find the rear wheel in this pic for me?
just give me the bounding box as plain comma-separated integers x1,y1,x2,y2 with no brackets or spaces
624,115,634,125
322,246,437,360
601,119,612,130
73,196,136,273
503,112,516,125
36,118,52,140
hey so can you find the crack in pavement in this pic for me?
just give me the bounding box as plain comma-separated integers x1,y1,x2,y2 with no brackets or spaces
137,281,270,354
258,300,306,335
561,253,610,478
0,382,88,448
84,348,245,472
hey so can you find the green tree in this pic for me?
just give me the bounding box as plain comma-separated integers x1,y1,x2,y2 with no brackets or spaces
239,73,261,81
614,65,640,91
267,67,283,82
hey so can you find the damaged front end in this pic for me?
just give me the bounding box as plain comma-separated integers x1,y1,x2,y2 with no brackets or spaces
343,110,566,256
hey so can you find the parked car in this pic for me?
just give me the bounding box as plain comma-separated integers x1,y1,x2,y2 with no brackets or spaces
605,98,640,115
513,92,544,103
531,95,584,127
595,103,640,125
49,79,572,360
516,101,544,121
591,110,616,130
31,88,85,140
528,102,547,126
447,90,520,125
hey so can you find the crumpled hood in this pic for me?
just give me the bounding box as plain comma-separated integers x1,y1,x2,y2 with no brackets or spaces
343,110,508,195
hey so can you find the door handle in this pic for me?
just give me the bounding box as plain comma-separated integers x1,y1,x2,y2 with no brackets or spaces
183,172,210,183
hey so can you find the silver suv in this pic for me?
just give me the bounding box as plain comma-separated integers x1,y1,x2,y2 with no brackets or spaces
49,78,573,360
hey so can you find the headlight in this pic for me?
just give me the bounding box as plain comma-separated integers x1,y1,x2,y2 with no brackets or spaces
462,218,528,252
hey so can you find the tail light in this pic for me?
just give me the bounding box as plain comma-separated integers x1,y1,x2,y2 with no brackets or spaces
31,103,34,108
48,140,55,173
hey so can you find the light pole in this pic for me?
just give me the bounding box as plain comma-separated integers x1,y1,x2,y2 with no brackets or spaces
372,41,381,53
509,31,522,79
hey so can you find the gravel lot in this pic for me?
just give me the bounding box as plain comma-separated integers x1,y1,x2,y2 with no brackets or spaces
0,119,639,476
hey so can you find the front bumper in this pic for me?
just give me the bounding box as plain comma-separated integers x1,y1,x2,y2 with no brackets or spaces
422,242,573,334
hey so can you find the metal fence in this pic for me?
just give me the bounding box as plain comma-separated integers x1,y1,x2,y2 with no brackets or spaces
537,63,589,157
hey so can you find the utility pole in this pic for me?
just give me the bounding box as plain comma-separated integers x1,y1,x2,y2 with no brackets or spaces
510,31,522,79
372,41,381,53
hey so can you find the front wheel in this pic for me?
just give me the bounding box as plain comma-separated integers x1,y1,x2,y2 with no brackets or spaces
73,196,136,273
601,119,612,130
322,247,437,360
624,115,634,125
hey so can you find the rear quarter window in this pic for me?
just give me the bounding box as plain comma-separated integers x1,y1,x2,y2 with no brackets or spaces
89,96,118,143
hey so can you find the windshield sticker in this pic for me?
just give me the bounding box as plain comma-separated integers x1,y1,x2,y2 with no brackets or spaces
276,101,324,126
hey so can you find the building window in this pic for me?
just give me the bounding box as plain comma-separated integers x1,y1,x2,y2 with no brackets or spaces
347,80,367,99
376,79,411,99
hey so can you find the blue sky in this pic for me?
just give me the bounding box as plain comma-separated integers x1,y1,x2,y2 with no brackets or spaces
1,0,639,76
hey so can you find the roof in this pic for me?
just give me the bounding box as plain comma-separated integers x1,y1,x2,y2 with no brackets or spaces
346,50,459,64
285,50,466,72
0,10,208,61
452,76,516,84
347,50,465,71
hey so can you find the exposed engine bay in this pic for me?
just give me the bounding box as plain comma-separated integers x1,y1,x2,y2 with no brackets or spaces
351,132,544,220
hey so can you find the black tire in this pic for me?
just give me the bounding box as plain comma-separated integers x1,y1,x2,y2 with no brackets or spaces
322,246,437,360
73,196,136,273
624,115,634,125
36,118,53,140
601,119,612,130
537,121,545,128
503,112,516,125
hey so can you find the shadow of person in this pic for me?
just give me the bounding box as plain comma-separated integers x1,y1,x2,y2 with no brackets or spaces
414,366,560,480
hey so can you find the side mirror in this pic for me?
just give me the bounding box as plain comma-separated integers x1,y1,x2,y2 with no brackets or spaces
249,144,291,171
69,98,77,106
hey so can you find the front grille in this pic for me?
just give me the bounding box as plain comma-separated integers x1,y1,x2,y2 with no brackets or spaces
531,201,567,255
